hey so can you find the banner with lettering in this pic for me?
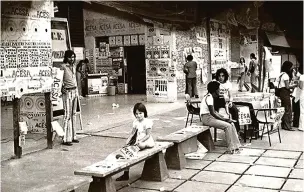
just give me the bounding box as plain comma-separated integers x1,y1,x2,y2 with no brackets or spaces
0,1,53,98
51,18,71,66
51,29,68,62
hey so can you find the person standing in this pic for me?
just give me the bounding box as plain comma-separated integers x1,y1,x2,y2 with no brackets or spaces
238,57,249,92
248,53,259,92
76,58,90,97
298,69,304,131
184,55,198,98
277,61,298,131
61,50,79,146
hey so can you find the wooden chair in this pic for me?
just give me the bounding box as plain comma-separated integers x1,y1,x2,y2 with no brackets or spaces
250,107,284,146
185,94,201,127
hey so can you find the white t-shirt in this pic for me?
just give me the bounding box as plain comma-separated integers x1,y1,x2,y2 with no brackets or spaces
300,75,304,98
200,93,213,115
219,81,232,99
277,72,289,88
132,118,153,141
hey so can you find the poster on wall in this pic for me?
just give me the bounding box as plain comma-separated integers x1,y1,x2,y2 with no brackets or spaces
130,35,138,45
0,1,53,98
138,34,145,45
210,19,230,74
154,79,168,98
123,35,130,46
20,93,47,133
51,18,72,65
109,36,116,47
116,36,123,46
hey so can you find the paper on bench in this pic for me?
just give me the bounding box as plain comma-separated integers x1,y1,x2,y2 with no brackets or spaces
185,141,208,160
184,125,205,133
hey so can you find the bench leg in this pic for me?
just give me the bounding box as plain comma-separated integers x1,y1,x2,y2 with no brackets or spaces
180,136,198,154
88,176,115,192
165,144,186,170
141,152,169,181
197,129,215,151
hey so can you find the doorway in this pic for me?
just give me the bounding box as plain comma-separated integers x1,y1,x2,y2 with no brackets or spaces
125,46,146,94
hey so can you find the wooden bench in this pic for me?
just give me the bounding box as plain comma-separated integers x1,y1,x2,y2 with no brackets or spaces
74,142,173,192
157,125,214,170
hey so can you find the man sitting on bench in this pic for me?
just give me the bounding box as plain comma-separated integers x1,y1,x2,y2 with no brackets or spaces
200,81,242,154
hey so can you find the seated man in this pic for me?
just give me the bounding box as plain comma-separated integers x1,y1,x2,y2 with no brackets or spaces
200,81,241,154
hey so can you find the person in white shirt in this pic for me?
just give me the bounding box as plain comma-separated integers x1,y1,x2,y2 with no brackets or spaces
214,68,240,133
277,61,298,131
200,81,241,154
297,65,304,131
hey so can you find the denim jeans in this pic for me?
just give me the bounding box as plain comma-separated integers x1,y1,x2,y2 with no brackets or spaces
201,114,241,151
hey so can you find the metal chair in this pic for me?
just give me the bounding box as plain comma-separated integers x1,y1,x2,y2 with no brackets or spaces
250,107,284,146
185,94,201,127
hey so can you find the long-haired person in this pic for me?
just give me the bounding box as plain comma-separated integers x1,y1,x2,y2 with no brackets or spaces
277,61,298,131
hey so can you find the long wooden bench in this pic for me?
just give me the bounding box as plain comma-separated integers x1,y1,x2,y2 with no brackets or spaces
74,142,173,192
157,125,214,170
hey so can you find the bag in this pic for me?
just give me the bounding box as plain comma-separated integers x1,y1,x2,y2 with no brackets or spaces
126,129,138,146
275,88,281,97
183,67,189,74
275,73,284,97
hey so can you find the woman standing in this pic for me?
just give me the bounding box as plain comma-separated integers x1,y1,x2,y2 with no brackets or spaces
277,61,298,131
238,57,248,92
248,53,259,93
297,65,304,131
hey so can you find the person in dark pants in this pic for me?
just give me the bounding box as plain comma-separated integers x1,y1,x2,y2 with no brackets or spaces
277,61,298,131
184,55,198,98
76,58,90,97
214,68,240,133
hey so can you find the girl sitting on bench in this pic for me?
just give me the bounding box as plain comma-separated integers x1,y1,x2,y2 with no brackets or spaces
200,81,242,154
116,103,155,181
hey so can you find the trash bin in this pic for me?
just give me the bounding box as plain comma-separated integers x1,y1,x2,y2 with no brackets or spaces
107,86,116,96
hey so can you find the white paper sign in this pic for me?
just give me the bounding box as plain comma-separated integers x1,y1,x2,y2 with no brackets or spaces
237,106,252,125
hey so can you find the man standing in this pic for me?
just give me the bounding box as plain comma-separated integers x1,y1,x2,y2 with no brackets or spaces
184,55,198,98
61,50,79,146
248,53,259,92
76,58,90,97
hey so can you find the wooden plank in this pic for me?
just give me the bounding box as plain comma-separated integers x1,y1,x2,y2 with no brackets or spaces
157,126,209,143
13,98,22,158
74,142,173,178
45,92,53,149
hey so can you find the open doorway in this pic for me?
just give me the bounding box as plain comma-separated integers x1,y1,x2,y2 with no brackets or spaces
125,46,146,94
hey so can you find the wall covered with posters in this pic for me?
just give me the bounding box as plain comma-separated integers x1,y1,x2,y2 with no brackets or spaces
145,26,177,102
0,1,53,98
210,19,231,74
175,23,209,93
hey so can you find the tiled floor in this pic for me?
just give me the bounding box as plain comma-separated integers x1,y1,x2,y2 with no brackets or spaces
119,148,304,192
